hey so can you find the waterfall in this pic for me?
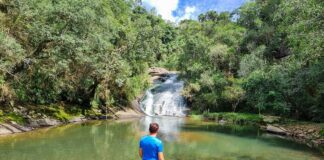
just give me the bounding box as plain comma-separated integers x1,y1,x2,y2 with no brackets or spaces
140,74,187,117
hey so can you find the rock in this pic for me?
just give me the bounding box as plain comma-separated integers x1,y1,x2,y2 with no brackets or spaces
98,115,114,120
28,119,40,128
148,67,169,76
0,123,22,133
0,125,13,135
69,116,86,123
9,121,32,132
307,129,314,133
297,133,306,138
278,126,288,132
37,118,60,126
28,118,61,128
151,76,161,82
219,119,226,125
115,108,143,119
266,124,288,135
311,139,324,147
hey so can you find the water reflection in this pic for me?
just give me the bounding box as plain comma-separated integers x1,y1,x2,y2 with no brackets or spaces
0,118,322,160
138,116,185,142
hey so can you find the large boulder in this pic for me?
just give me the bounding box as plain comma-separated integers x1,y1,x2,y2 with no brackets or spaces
9,121,32,132
28,118,61,128
266,124,288,135
148,67,169,76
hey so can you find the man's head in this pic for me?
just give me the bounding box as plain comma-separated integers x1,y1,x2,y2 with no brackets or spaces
149,122,159,134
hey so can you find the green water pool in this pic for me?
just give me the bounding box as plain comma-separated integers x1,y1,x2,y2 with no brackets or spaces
0,116,322,160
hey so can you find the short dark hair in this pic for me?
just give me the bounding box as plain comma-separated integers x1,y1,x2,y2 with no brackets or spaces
149,123,159,133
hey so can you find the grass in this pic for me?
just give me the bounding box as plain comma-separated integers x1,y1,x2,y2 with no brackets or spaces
202,112,263,125
19,104,81,122
189,114,203,121
0,104,83,125
42,105,82,121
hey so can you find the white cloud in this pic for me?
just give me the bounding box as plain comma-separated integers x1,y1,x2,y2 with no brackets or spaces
142,0,179,22
175,6,197,22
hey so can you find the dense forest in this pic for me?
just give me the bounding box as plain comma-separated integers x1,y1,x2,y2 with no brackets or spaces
0,0,323,122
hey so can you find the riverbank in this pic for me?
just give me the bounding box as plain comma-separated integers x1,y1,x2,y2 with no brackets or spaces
198,112,324,150
0,104,144,136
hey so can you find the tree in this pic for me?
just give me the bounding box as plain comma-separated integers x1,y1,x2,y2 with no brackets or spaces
223,80,245,112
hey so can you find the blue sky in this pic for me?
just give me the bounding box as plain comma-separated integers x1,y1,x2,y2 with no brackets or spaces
142,0,247,22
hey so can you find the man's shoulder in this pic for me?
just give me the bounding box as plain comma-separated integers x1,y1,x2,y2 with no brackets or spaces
155,137,162,143
152,137,163,145
140,136,162,144
140,135,149,141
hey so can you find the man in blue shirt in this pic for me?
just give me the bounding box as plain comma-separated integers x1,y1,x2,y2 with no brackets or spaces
139,123,165,160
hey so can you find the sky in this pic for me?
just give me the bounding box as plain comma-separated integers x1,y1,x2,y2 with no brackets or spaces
142,0,247,23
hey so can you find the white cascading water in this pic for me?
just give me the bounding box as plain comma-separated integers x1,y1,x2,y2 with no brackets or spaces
140,74,187,117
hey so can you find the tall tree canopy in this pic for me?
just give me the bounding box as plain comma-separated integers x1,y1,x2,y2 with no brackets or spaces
0,0,323,122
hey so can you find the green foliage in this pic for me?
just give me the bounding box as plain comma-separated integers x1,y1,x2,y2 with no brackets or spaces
124,74,150,101
320,129,324,138
203,112,263,125
0,0,322,122
53,109,72,121
0,0,177,114
0,112,26,124
176,0,324,122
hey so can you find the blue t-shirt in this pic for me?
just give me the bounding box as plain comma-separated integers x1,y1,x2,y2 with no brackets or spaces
139,135,163,160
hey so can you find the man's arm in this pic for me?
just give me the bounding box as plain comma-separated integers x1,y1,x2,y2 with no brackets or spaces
139,148,143,158
158,152,164,160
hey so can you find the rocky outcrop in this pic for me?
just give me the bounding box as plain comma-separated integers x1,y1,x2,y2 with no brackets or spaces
1,123,22,133
148,67,178,83
116,108,143,119
262,123,324,148
0,122,33,135
68,116,87,123
266,125,288,135
28,118,61,128
148,67,170,76
9,121,32,132
0,125,13,135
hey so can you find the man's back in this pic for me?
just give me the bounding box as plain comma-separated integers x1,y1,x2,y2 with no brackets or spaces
139,135,163,160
